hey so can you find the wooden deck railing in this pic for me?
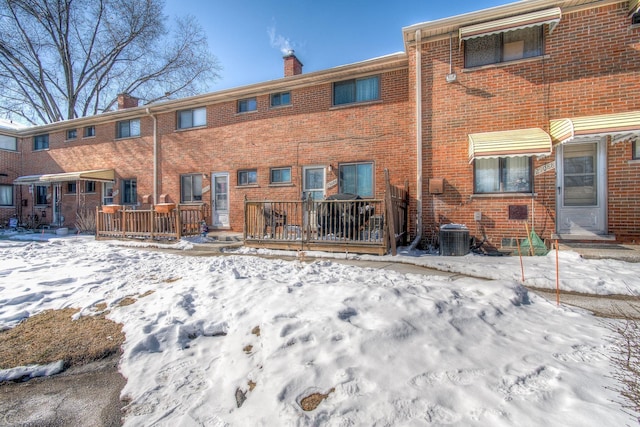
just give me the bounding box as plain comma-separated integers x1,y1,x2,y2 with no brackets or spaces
95,203,208,241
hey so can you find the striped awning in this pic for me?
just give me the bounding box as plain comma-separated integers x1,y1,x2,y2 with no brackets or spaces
14,169,115,185
550,111,640,145
459,7,561,44
468,128,552,163
630,0,640,15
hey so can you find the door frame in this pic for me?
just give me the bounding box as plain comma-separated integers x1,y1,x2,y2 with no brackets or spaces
211,172,230,228
302,165,326,200
556,138,607,236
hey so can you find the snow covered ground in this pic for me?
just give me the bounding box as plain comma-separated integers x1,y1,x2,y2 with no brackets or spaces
0,234,637,426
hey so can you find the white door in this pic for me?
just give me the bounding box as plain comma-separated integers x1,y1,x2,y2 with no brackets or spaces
211,173,229,228
556,140,606,235
52,183,62,225
303,166,326,200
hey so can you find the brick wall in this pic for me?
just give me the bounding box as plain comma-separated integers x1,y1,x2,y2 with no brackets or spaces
418,2,640,246
0,146,20,226
17,67,414,232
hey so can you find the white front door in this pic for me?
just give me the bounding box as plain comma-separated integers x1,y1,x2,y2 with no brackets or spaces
211,173,229,228
556,140,607,235
52,183,62,225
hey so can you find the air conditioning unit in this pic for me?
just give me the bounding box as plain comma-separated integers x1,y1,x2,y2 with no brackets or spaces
439,224,470,256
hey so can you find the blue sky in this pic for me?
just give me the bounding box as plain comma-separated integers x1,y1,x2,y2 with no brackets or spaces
164,1,513,91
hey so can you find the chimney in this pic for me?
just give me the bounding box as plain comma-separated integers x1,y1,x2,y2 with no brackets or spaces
283,50,303,77
117,93,139,110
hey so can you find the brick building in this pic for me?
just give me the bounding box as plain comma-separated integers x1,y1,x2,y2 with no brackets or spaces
2,0,640,249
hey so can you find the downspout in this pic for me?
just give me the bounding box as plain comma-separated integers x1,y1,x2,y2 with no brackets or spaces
146,108,158,204
408,29,423,250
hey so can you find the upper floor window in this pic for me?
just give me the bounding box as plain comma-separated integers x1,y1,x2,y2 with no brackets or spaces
333,76,379,106
270,92,291,107
177,107,206,129
238,98,257,113
66,129,77,140
84,126,96,138
238,169,257,186
474,157,532,193
66,182,77,194
180,174,203,202
339,162,373,197
33,134,49,151
121,178,137,205
85,181,96,193
116,119,140,139
270,167,291,184
633,11,640,25
465,26,543,68
0,134,17,151
35,185,48,205
0,184,13,206
634,140,640,160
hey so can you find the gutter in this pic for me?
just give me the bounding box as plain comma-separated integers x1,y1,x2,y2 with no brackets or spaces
408,29,423,251
146,108,158,204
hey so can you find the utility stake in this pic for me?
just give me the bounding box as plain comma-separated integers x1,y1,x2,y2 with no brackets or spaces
555,239,560,306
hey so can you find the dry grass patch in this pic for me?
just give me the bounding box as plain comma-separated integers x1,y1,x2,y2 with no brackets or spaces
0,308,124,370
300,388,335,411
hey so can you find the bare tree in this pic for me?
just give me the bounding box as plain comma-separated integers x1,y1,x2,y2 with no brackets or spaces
0,0,221,124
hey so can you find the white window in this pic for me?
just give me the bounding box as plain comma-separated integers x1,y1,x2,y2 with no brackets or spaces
474,157,532,193
177,108,206,129
0,134,17,151
238,169,257,186
333,76,379,105
339,162,374,197
116,119,140,138
0,184,13,206
270,167,291,184
465,26,543,68
181,174,203,202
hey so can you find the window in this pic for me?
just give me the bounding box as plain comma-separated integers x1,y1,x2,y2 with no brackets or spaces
270,92,291,107
633,11,640,25
33,134,49,151
634,140,640,160
474,157,532,193
121,179,137,204
465,26,543,68
83,126,96,138
66,129,77,140
270,167,291,184
339,162,373,197
0,184,13,206
177,107,206,129
238,169,257,186
116,119,140,138
85,181,96,193
0,134,17,151
333,76,379,106
103,182,114,205
238,98,257,113
35,185,48,205
180,174,203,202
66,182,77,194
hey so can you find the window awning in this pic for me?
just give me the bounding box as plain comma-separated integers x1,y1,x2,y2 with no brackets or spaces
630,0,640,15
459,7,562,44
468,128,552,163
550,111,640,145
14,169,115,185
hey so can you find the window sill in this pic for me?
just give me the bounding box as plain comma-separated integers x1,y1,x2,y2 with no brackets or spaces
270,104,293,110
462,55,550,73
329,99,382,110
628,159,640,165
82,136,96,140
114,135,142,141
471,193,536,199
33,148,50,152
235,110,258,116
268,183,294,187
65,139,77,143
0,205,14,209
175,125,207,132
236,184,259,189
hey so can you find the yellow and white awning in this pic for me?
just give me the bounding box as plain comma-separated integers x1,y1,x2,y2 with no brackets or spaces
630,0,640,15
14,169,115,185
459,7,561,44
550,111,640,145
468,128,552,163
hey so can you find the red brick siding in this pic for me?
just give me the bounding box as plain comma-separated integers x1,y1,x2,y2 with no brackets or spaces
419,3,640,245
